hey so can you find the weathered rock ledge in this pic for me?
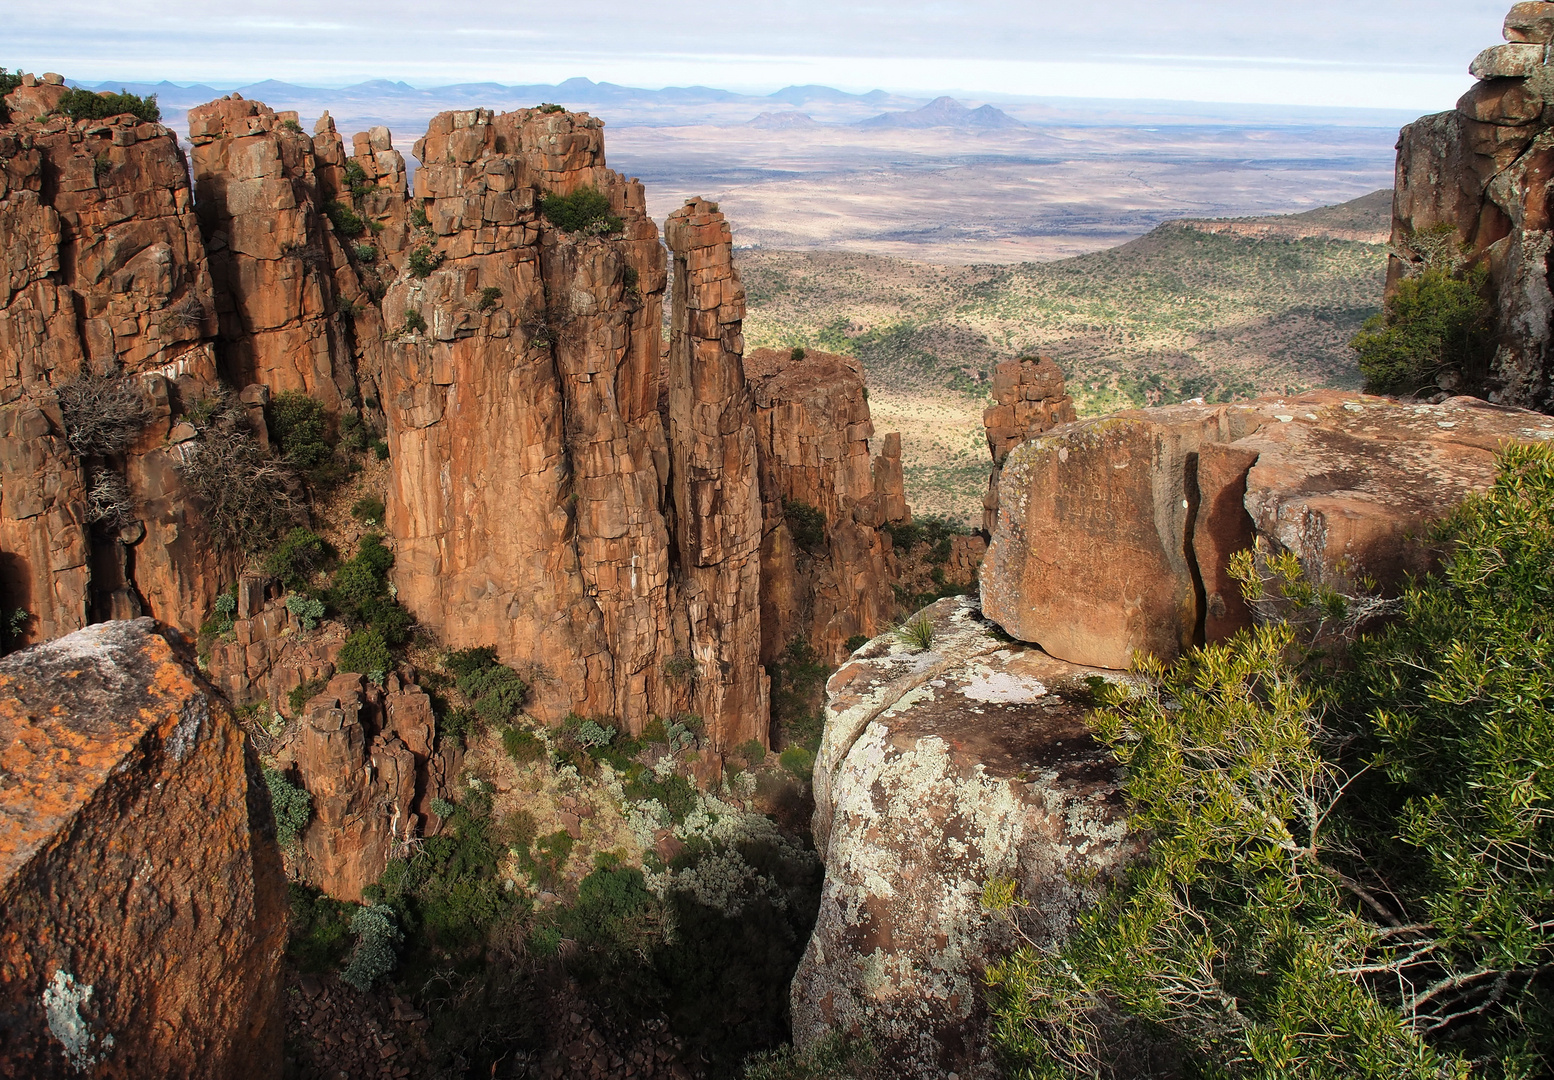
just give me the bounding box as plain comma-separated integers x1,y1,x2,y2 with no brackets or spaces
0,619,285,1078
793,597,1140,1079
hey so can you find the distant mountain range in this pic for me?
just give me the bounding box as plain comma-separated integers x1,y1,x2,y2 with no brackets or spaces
856,96,1025,130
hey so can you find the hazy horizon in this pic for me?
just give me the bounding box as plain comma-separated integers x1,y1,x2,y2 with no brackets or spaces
10,0,1512,113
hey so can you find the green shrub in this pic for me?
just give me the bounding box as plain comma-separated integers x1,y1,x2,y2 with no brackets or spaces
539,185,623,235
737,739,767,767
896,613,935,651
778,746,814,781
408,244,443,278
478,286,502,311
285,594,325,631
337,627,391,678
263,766,311,849
844,633,870,654
514,828,574,889
287,676,326,715
324,199,365,237
279,118,304,134
768,636,831,749
577,719,616,749
444,646,528,725
341,903,402,991
1,608,32,653
410,204,430,229
624,771,699,824
663,653,699,683
372,439,390,461
501,725,544,764
783,497,827,551
352,242,377,263
338,411,372,453
402,308,427,334
986,443,1554,1079
789,346,806,362
178,395,305,554
351,494,386,523
57,86,160,123
538,103,565,114
741,1033,876,1080
265,527,329,589
0,69,22,124
1351,231,1493,395
286,883,353,973
342,158,374,199
268,391,332,471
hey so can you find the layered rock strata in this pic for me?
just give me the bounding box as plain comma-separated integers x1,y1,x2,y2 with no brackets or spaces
794,596,1139,1079
0,619,285,1078
1391,1,1554,408
0,98,224,645
746,346,903,665
980,356,1076,533
983,391,1554,669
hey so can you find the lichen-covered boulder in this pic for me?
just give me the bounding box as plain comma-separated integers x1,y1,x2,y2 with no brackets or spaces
793,597,1141,1079
0,619,285,1078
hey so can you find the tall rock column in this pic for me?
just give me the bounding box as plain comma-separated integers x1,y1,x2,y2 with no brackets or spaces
980,355,1076,533
665,199,768,750
187,96,362,410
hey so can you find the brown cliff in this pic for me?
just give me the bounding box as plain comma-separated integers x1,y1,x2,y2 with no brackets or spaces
982,391,1554,668
1391,2,1554,409
0,100,224,646
746,347,901,665
0,619,285,1078
980,355,1076,533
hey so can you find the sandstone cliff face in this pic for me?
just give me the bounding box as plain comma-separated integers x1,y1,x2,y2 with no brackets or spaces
795,597,1138,1079
1391,1,1554,408
0,619,285,1078
0,101,224,646
982,391,1554,669
980,355,1076,534
746,347,902,665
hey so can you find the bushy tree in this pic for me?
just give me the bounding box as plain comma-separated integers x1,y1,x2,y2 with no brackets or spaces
57,86,160,123
539,185,623,235
987,443,1554,1079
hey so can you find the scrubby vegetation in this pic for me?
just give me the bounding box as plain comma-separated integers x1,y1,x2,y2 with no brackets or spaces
56,374,152,457
1351,227,1493,396
987,443,1554,1079
177,391,304,554
539,185,624,235
0,69,22,123
57,86,160,123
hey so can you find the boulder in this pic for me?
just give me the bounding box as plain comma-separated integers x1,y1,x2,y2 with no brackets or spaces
983,392,1554,669
1470,42,1548,79
795,597,1140,1079
0,619,285,1078
1505,2,1554,43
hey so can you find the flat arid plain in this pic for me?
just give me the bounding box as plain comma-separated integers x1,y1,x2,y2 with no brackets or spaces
139,78,1404,523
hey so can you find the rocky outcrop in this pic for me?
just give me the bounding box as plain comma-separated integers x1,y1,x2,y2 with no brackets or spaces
980,356,1076,533
983,391,1554,669
205,574,343,713
746,346,902,665
1390,2,1554,408
794,596,1139,1079
0,97,224,645
187,96,366,411
268,672,456,902
0,619,285,1078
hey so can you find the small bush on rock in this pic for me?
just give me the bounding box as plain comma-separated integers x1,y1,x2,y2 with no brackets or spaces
265,527,329,589
539,185,623,235
342,903,402,991
57,374,152,457
337,627,391,679
262,766,311,850
408,244,443,278
57,86,160,123
783,497,827,552
324,199,365,237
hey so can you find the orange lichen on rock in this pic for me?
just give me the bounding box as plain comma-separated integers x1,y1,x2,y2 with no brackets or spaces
0,619,285,1078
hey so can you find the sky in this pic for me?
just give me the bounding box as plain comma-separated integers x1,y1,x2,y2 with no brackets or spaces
9,0,1514,112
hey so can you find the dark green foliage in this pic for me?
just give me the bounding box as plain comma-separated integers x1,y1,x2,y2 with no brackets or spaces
624,771,698,824
512,827,573,890
402,308,427,334
324,199,365,237
288,676,326,715
0,69,22,123
342,158,374,199
1,608,31,654
768,636,831,749
265,527,329,590
57,86,160,123
352,242,377,263
443,646,528,725
286,883,354,973
327,533,411,648
881,512,962,554
539,185,623,235
987,443,1554,1080
408,244,443,278
337,412,372,454
267,390,338,483
337,627,391,677
372,439,390,461
1351,260,1493,395
378,790,520,950
478,286,502,311
501,725,544,763
663,653,699,683
262,766,311,849
843,633,869,654
783,498,827,552
737,739,767,767
342,903,402,991
779,746,814,781
351,494,385,523
538,103,565,114
410,204,430,229
789,346,806,362
279,118,304,134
